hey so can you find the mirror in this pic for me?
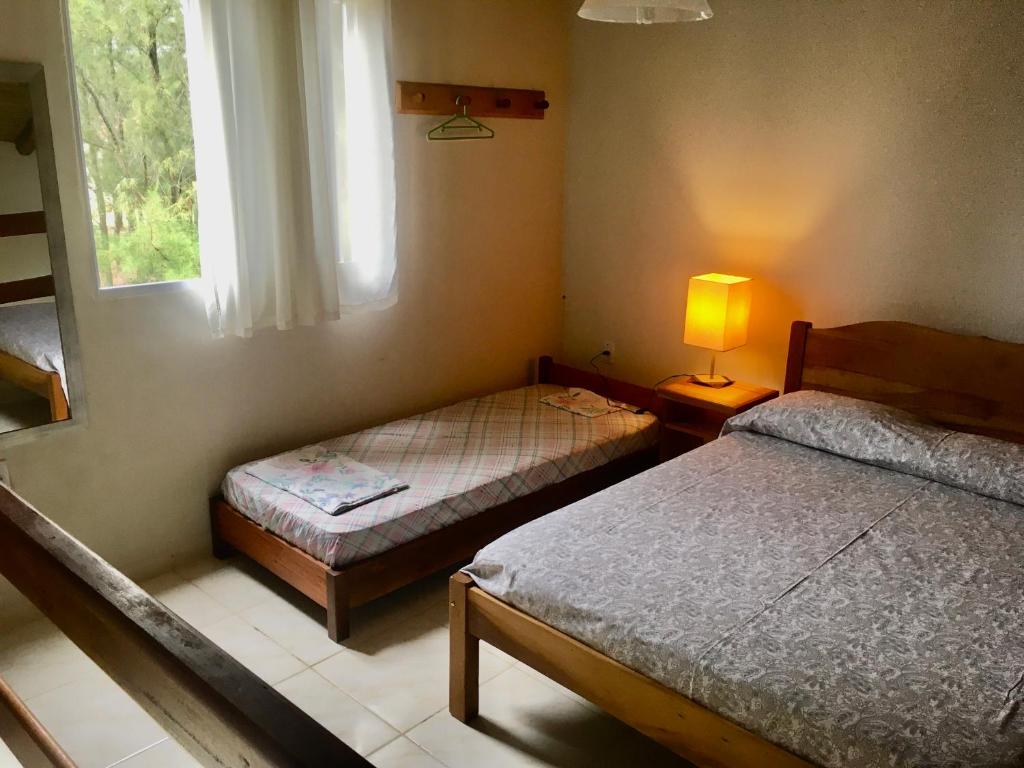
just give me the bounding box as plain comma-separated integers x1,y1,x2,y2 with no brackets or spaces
0,62,82,439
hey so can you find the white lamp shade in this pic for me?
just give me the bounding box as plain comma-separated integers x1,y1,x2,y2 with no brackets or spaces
578,0,713,24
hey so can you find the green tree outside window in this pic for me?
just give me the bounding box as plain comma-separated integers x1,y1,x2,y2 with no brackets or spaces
69,0,200,287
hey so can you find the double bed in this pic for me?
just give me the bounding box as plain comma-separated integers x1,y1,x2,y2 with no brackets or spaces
451,321,1024,768
0,276,68,422
211,357,661,641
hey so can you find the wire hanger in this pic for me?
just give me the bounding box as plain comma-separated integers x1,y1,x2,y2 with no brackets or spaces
427,96,495,141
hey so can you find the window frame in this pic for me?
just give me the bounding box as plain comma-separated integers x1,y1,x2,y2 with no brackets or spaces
62,0,202,299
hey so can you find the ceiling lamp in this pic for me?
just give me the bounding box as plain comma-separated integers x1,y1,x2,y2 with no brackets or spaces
577,0,713,24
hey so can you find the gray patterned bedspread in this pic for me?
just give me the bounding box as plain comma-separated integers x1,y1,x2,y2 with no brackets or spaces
0,301,67,398
465,391,1024,768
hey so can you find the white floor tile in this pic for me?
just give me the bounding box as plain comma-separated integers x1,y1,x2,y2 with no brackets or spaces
346,570,453,644
175,558,279,612
514,661,600,712
274,669,398,756
369,736,447,768
407,666,688,768
0,622,102,701
23,673,166,768
141,573,230,630
172,554,229,582
241,599,341,666
202,615,306,685
0,735,21,768
110,738,203,767
314,608,512,732
482,641,520,667
1,562,684,768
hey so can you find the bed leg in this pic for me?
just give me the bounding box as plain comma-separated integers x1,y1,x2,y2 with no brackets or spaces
449,573,479,722
209,500,235,560
326,572,350,643
211,535,235,560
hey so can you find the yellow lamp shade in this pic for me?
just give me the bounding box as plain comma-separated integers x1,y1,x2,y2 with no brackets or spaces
683,273,752,352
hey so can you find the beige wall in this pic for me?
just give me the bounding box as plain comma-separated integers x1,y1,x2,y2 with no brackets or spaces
0,142,51,281
561,0,1024,389
0,0,568,620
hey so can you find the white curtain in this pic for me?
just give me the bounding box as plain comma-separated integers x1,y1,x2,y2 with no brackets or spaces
182,0,397,338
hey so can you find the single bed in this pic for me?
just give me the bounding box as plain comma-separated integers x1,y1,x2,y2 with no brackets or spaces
451,321,1024,768
211,357,661,641
0,276,68,422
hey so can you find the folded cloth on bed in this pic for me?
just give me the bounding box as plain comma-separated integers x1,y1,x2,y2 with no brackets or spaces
539,388,619,417
246,447,408,515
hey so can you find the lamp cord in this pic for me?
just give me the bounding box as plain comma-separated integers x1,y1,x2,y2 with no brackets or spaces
652,373,696,389
572,353,703,414
588,352,621,410
591,355,701,414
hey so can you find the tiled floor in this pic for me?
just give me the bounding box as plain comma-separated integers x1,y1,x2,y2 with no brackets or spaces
0,732,21,768
0,556,688,767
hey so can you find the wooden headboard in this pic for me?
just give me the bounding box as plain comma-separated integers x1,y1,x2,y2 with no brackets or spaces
0,275,55,305
784,321,1024,444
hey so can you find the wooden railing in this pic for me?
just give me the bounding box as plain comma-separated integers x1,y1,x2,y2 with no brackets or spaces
0,675,74,768
0,484,371,767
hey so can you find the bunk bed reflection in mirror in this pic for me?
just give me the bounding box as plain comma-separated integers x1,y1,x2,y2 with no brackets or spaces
0,62,82,439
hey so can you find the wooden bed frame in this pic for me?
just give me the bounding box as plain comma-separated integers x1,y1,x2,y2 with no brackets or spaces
0,275,69,422
210,356,661,642
450,320,1024,768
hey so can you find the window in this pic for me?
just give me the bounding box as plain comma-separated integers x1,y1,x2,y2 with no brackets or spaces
68,0,200,288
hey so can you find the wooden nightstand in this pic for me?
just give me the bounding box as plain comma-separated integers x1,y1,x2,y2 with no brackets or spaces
656,378,778,461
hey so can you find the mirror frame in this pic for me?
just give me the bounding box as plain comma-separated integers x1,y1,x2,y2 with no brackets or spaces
0,61,86,446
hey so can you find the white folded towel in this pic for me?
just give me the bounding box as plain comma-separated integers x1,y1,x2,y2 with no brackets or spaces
247,446,408,515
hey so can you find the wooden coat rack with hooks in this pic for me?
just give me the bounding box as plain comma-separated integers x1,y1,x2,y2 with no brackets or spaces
396,81,549,120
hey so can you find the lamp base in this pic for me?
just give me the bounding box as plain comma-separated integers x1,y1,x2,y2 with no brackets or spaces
689,373,734,388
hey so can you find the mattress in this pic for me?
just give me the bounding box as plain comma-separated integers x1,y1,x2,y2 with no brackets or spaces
0,301,67,398
223,384,658,568
466,391,1024,768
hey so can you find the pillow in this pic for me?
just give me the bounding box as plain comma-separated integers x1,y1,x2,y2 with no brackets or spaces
928,431,1024,507
724,390,1024,506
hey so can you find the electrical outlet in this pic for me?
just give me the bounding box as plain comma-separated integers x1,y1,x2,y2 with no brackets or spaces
602,341,616,358
0,459,10,488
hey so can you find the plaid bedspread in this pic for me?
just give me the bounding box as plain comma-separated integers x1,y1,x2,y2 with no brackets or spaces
222,384,659,568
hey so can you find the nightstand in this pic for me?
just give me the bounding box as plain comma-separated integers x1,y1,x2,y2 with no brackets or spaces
656,378,778,461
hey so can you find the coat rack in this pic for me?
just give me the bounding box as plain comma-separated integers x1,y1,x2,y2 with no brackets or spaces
396,81,549,121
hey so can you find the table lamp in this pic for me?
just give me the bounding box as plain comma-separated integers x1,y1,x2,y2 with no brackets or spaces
682,273,752,388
